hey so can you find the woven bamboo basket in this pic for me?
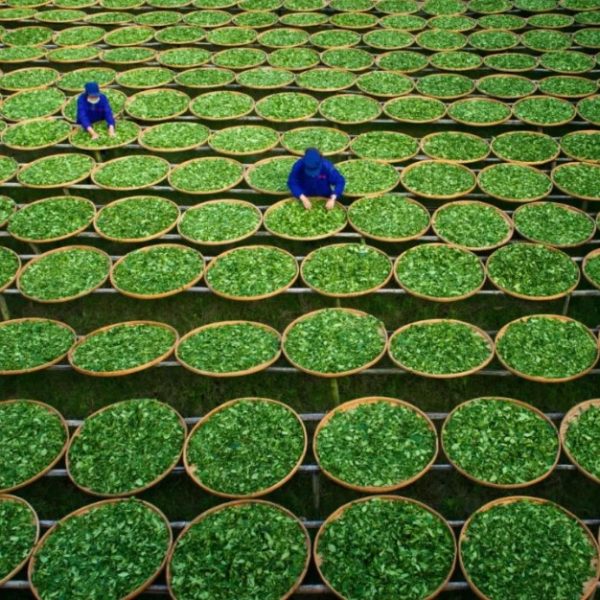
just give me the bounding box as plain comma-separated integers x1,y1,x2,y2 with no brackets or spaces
47,49,102,64
313,396,438,493
168,157,245,195
0,318,76,375
17,154,94,189
158,49,212,69
166,499,310,600
282,307,388,378
17,245,111,303
448,97,513,126
540,76,597,99
177,199,262,246
138,124,209,152
0,68,59,92
363,30,415,50
495,314,599,384
400,160,477,200
28,498,173,600
297,70,357,93
280,127,351,156
110,243,204,300
356,74,414,97
69,121,140,150
320,49,375,72
190,92,255,121
348,195,431,242
207,125,280,156
0,198,16,228
0,399,69,491
315,495,457,600
175,320,281,376
102,25,155,46
266,52,319,71
477,163,553,203
91,156,170,191
124,88,190,122
484,53,539,73
561,130,600,163
100,48,157,64
255,94,318,122
442,397,560,489
205,244,299,301
0,49,45,64
376,53,430,74
388,319,495,378
234,69,295,90
560,399,600,485
0,494,40,586
0,247,20,293
394,243,486,302
300,243,393,298
514,95,576,127
57,67,116,92
432,200,514,251
0,91,65,122
416,33,467,51
1,118,71,151
416,78,476,100
183,398,307,497
337,158,401,198
116,68,175,90
68,320,179,377
66,399,187,497
51,29,104,47
257,27,308,48
245,156,295,195
486,242,580,301
93,196,179,243
491,131,560,165
578,94,600,125
421,132,490,164
264,198,347,241
476,74,537,99
514,202,596,248
552,162,600,201
584,248,600,291
459,496,600,600
319,94,382,124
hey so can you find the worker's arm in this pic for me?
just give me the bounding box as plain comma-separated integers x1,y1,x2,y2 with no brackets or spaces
102,96,115,127
287,160,305,198
76,95,92,130
329,164,346,198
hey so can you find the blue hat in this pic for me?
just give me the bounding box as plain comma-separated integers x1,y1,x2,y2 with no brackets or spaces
304,148,322,177
84,81,100,96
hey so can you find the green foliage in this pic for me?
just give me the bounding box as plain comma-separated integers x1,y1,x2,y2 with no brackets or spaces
584,253,600,287
422,132,489,161
31,500,171,600
213,47,266,69
170,502,308,599
378,50,429,72
0,247,18,289
126,89,189,120
206,246,297,298
0,195,15,225
2,118,70,149
385,96,446,121
461,500,597,600
256,92,318,121
350,131,418,162
578,95,600,125
0,46,45,63
363,29,414,49
135,9,181,25
209,125,278,154
430,50,482,70
104,25,154,46
379,14,428,29
553,162,600,199
321,48,373,70
479,164,552,201
265,199,346,239
448,98,511,123
564,404,600,480
0,156,17,183
484,52,538,72
69,399,185,494
58,67,115,92
117,66,174,88
478,75,536,98
140,122,208,150
514,96,576,125
258,27,308,47
178,323,280,374
159,47,211,68
71,323,177,373
237,67,294,89
48,46,100,62
540,50,595,73
94,156,169,189
416,73,474,97
402,161,475,197
296,68,356,91
281,127,349,155
319,497,455,600
0,400,66,489
18,154,93,187
53,25,104,45
113,245,203,297
497,316,597,379
170,157,243,193
310,29,361,48
338,160,400,195
279,11,327,26
247,157,295,193
155,25,205,44
320,94,381,123
1,25,51,46
235,11,278,27
283,308,386,374
561,131,600,161
469,29,518,50
63,88,126,121
491,132,559,163
0,497,37,580
429,14,477,30
268,47,319,70
0,319,75,372
444,398,559,485
71,120,139,149
356,71,413,96
418,29,466,50
539,75,597,97
175,67,235,88
1,88,65,120
183,8,232,26
191,91,253,119
396,244,484,299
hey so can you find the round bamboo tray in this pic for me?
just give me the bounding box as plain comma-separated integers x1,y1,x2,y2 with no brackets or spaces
315,495,457,600
313,396,438,493
235,68,296,90
514,95,576,127
560,399,600,485
491,131,561,165
383,95,447,123
17,154,94,189
245,156,295,195
421,132,491,164
363,30,415,51
0,68,59,91
91,156,170,191
416,78,476,100
0,247,20,293
400,161,477,200
183,398,307,498
514,202,596,248
93,196,179,243
102,25,155,46
442,397,560,489
552,162,600,201
348,195,431,242
297,70,356,93
448,97,513,126
356,74,414,97
177,199,262,246
28,498,173,600
124,88,190,122
138,125,209,153
66,399,187,497
561,130,600,163
583,248,600,290
459,496,600,600
0,156,20,184
1,118,71,151
205,244,299,301
190,92,255,121
320,49,375,72
476,74,538,98
300,243,393,297
100,48,157,64
255,94,318,122
175,320,281,377
388,319,495,378
495,314,599,383
0,399,69,491
540,76,597,99
578,94,600,125
57,67,116,92
68,320,179,377
486,242,580,301
432,200,514,251
0,318,76,375
0,91,65,122
264,198,347,241
319,94,382,125
169,157,245,195
110,243,204,300
207,125,280,156
477,163,553,203
116,68,175,90
0,198,16,227
337,159,401,198
166,499,310,600
282,307,388,378
69,122,140,150
0,494,40,586
394,243,486,302
484,53,539,73
17,245,111,304
280,127,351,156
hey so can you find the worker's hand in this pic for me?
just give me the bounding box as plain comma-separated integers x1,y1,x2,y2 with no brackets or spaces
326,195,336,211
108,126,115,138
90,130,99,140
300,194,311,210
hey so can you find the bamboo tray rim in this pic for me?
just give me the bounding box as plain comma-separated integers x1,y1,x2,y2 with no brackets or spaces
552,161,600,201
245,155,297,195
1,117,72,151
513,94,576,126
561,129,600,163
190,90,255,120
69,120,140,150
0,90,65,122
124,87,190,121
583,248,600,290
383,94,447,123
168,156,245,195
207,124,280,156
421,131,491,164
0,247,20,293
280,126,351,156
477,162,553,203
476,73,538,99
102,24,155,46
255,92,319,122
183,397,307,498
490,130,561,165
349,130,419,163
400,159,477,200
91,155,170,191
17,153,94,189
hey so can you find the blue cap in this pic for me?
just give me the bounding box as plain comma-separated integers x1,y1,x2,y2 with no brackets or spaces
84,81,100,96
304,148,322,177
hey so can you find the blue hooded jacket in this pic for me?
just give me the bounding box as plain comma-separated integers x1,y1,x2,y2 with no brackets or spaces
76,82,115,129
287,150,346,199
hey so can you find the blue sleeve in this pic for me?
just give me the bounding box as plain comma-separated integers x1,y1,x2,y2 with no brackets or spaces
287,159,305,198
101,95,115,126
327,162,345,197
76,95,91,129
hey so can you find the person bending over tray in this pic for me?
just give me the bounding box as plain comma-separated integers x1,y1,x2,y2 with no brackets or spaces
77,81,115,140
288,148,345,211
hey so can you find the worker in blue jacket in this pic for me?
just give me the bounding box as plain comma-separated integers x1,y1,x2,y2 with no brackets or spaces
76,82,115,140
287,148,345,211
